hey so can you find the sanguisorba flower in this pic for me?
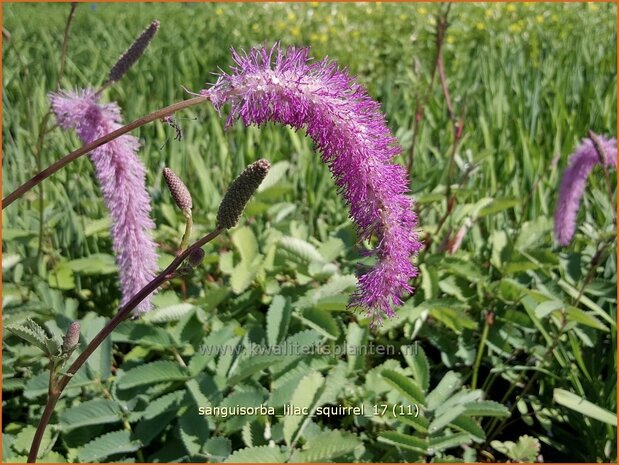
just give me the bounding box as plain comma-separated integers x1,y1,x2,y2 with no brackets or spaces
50,89,158,314
554,136,617,246
204,44,422,325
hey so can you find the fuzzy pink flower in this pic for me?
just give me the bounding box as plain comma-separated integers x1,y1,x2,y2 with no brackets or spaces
204,44,421,325
554,136,617,246
50,89,158,314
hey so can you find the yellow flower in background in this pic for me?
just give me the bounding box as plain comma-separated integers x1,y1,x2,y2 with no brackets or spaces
215,7,223,16
310,32,320,42
310,2,319,6
319,33,328,43
507,4,516,12
509,22,523,33
588,3,599,11
399,14,408,21
485,9,493,18
252,24,259,32
476,22,486,31
447,35,454,44
536,15,544,24
287,12,297,21
291,26,301,38
417,6,428,15
351,30,360,38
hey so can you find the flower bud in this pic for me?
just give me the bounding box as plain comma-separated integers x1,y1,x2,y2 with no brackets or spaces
163,167,192,211
107,20,160,84
187,248,205,267
62,321,80,354
216,159,270,229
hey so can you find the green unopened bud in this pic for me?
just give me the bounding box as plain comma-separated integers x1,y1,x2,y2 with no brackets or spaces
163,167,193,212
107,20,160,84
217,159,270,229
62,321,80,355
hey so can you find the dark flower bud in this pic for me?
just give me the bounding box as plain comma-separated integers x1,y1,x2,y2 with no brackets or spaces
163,167,192,211
62,321,80,354
217,159,270,229
187,248,205,267
107,20,160,83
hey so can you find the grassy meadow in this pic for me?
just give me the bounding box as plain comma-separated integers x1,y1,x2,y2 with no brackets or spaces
2,2,617,463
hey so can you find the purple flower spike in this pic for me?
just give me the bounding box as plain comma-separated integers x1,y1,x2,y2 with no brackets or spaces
554,136,617,246
204,44,422,325
50,89,158,315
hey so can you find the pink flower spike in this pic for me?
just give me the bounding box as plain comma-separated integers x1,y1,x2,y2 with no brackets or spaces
554,136,617,246
204,44,422,326
50,89,158,315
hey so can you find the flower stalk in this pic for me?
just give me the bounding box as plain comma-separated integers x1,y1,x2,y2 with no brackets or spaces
2,95,210,208
26,227,224,463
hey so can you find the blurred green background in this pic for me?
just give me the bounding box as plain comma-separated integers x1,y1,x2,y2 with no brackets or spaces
2,2,617,463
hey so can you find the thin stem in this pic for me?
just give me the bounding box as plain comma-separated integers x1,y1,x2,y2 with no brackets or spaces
179,210,193,252
4,95,210,208
471,315,491,390
406,5,450,174
35,4,78,257
27,227,224,463
57,3,78,91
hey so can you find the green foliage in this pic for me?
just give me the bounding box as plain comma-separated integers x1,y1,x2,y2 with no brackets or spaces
2,2,617,463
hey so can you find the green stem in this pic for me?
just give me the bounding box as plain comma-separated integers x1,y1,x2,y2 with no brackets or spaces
471,317,490,390
179,209,193,252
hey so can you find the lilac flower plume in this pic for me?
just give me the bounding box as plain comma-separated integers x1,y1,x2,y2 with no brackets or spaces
554,136,617,246
204,44,422,325
50,89,158,314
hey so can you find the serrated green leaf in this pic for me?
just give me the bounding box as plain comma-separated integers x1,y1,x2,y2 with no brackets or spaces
298,308,340,340
404,345,430,392
143,303,197,323
266,295,292,347
131,390,184,422
278,236,325,264
8,318,54,355
283,371,324,445
396,412,430,434
60,399,122,431
82,314,112,379
257,161,290,192
112,322,176,347
204,437,231,461
378,431,427,453
463,400,510,418
428,432,472,452
426,371,462,411
428,404,466,434
381,369,425,404
117,361,189,390
77,430,141,462
66,254,117,275
227,354,281,385
449,415,485,442
232,226,259,263
12,426,53,457
226,445,285,463
179,409,210,456
290,429,361,462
